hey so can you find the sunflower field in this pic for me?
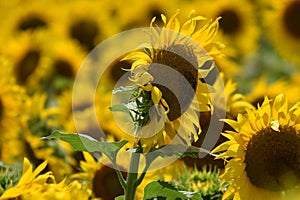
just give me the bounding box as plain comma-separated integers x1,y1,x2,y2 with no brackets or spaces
1,0,300,199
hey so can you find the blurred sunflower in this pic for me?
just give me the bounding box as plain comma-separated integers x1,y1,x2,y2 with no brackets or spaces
45,34,86,95
72,152,126,200
212,94,300,200
245,76,300,107
115,0,179,30
121,11,224,152
0,158,93,200
262,0,300,67
1,30,52,93
19,93,74,180
0,58,26,164
54,0,119,52
204,0,259,58
73,152,187,199
0,0,59,41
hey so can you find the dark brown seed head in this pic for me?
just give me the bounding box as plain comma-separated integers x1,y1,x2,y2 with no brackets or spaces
245,126,300,191
69,19,100,51
53,59,74,78
92,165,126,200
17,15,47,31
149,44,198,121
15,49,41,85
283,1,300,39
219,9,241,35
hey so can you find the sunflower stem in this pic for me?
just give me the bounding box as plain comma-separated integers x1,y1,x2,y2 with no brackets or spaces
124,151,140,200
124,126,141,200
112,157,126,190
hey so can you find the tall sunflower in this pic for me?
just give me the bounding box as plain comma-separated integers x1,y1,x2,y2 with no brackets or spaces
262,0,300,67
212,94,300,200
121,11,224,152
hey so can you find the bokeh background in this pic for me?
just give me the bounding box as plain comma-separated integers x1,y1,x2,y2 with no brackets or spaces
1,0,300,199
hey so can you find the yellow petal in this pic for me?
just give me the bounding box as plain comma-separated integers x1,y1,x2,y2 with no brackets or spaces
151,86,162,105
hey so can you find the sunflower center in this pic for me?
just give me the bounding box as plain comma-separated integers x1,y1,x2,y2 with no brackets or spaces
53,59,74,78
108,56,132,83
149,8,165,27
15,49,41,85
219,9,241,35
245,126,300,191
92,166,125,200
149,44,198,121
17,15,47,31
283,1,300,39
69,19,100,51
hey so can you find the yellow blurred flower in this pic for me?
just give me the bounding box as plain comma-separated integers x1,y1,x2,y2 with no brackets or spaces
0,157,54,199
53,0,120,52
245,76,300,106
1,30,52,93
0,157,93,200
262,0,300,67
204,0,259,58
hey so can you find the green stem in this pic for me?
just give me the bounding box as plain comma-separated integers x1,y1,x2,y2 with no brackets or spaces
124,126,141,200
112,158,126,190
124,151,140,200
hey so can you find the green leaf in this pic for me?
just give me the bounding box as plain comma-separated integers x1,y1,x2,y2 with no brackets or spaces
109,104,130,112
143,181,188,200
115,195,124,200
148,144,210,160
42,131,128,161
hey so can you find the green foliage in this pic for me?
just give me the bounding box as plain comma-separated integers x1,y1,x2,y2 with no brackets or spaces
43,131,128,162
115,195,125,200
0,161,22,195
143,181,203,200
111,86,153,127
172,166,224,200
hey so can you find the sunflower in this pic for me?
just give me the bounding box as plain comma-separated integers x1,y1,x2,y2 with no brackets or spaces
44,33,86,95
0,158,93,200
0,0,59,41
212,94,300,200
203,0,259,58
73,152,187,199
1,30,53,94
114,0,179,30
19,93,74,180
120,11,224,152
72,152,126,200
262,0,300,67
54,0,120,52
245,76,300,107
